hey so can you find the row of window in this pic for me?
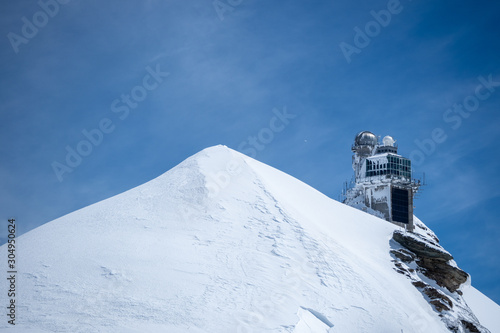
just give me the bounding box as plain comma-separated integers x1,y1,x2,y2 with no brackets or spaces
367,163,410,171
366,156,412,179
388,156,411,167
376,147,397,154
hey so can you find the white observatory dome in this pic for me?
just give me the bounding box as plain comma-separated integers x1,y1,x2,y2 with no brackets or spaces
382,136,396,147
354,131,377,147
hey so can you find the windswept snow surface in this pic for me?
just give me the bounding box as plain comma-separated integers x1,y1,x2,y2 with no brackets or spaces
462,285,500,332
292,307,333,333
1,145,498,332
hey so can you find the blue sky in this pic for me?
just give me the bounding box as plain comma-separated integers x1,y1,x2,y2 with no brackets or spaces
1,0,499,303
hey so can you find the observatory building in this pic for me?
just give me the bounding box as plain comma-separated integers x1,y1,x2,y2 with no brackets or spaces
342,131,422,232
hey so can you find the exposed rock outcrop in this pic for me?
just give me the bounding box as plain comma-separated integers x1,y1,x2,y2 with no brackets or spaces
461,320,481,333
390,248,415,263
393,230,467,293
417,257,469,294
390,224,489,333
412,281,454,312
393,230,452,260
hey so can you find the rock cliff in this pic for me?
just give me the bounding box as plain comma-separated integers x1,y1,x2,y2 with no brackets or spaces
390,219,488,333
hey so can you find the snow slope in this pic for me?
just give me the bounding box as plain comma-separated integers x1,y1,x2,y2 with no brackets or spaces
463,285,500,332
1,145,498,332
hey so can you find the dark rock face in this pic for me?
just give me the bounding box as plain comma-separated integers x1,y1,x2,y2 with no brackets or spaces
412,281,427,289
430,299,451,313
390,248,415,263
393,230,452,261
461,320,481,333
412,281,453,312
392,230,467,293
416,257,469,293
390,229,489,332
423,286,453,312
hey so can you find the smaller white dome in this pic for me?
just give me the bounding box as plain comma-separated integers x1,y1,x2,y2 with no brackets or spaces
382,136,395,147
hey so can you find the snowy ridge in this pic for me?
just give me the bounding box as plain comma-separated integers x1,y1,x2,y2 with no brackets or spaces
1,145,499,332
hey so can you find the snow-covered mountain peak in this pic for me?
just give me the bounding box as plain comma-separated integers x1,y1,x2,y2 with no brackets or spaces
2,146,499,332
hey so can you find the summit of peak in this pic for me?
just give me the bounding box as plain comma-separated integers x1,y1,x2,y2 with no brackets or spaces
198,144,234,155
183,144,243,166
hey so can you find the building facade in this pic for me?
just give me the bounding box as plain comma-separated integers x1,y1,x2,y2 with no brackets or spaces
343,131,421,231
